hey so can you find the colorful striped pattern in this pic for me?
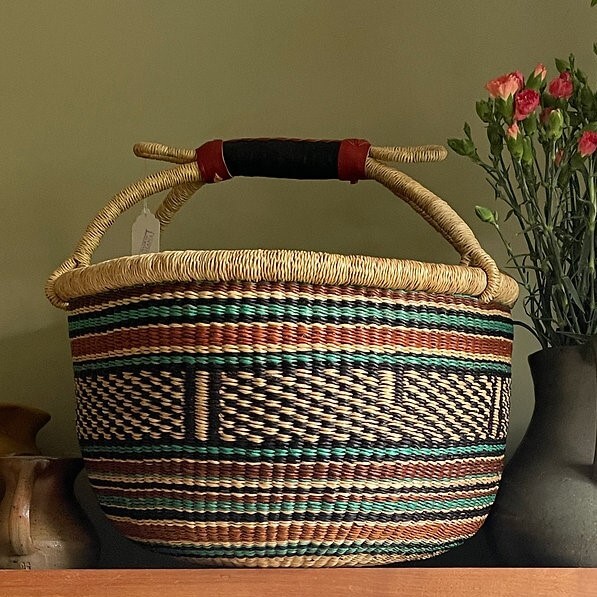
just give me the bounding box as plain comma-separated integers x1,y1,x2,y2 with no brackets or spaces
69,279,513,566
82,442,503,564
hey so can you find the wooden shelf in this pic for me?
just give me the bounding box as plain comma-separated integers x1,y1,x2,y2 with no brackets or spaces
0,568,595,597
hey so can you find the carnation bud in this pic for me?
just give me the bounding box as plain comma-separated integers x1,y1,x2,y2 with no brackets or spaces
475,205,496,224
546,109,564,139
506,123,524,160
533,63,547,81
506,122,520,140
526,63,547,91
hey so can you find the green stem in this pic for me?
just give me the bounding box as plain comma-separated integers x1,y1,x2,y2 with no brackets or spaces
588,159,596,313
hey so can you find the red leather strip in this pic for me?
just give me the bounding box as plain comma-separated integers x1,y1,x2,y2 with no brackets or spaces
195,140,231,183
337,138,371,183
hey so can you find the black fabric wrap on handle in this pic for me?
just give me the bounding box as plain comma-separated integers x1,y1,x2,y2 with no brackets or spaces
195,137,371,183
223,139,342,179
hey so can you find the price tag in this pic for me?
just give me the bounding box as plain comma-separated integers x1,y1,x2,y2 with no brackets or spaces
132,202,160,255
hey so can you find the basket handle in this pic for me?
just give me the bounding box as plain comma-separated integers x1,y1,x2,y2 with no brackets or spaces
137,140,453,230
138,139,482,271
46,138,501,308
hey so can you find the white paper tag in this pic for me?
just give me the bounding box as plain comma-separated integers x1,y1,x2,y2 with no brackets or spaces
132,204,160,255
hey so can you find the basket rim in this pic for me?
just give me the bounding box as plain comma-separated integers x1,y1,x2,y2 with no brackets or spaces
51,248,519,309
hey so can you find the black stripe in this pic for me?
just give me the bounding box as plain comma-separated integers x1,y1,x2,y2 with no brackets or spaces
71,351,512,376
207,368,222,444
89,478,499,495
183,363,197,442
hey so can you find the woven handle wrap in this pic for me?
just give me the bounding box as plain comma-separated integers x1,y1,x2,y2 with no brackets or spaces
46,138,504,309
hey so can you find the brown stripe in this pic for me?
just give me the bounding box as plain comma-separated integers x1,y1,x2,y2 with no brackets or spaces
71,323,512,360
111,517,484,544
85,457,503,480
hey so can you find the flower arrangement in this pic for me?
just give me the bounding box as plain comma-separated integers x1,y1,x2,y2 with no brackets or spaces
448,48,597,348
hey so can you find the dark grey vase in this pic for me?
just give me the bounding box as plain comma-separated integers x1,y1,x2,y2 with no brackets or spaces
487,339,597,566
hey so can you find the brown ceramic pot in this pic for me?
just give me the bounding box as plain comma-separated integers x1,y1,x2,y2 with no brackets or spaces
0,404,51,456
0,456,100,569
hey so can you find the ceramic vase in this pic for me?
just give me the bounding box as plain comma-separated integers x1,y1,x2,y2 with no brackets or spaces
0,456,100,569
487,339,597,565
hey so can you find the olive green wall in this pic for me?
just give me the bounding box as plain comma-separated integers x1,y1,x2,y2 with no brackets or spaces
2,0,595,567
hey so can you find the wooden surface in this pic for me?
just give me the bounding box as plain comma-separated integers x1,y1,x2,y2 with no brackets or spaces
0,568,595,597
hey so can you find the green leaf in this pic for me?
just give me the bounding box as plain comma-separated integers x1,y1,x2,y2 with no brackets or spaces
592,0,597,7
555,57,569,73
593,42,597,55
562,277,584,310
571,153,587,171
579,87,596,120
569,112,584,128
487,122,504,157
557,166,572,186
577,69,588,84
475,100,493,123
464,122,472,140
447,137,476,158
542,91,556,108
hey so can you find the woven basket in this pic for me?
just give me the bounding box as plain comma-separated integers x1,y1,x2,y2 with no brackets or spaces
46,138,518,567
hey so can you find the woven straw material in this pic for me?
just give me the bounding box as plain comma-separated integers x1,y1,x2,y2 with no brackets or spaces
71,279,512,566
48,140,518,567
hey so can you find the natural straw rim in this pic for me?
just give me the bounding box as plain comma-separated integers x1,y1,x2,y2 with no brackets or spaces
51,248,519,308
46,141,519,310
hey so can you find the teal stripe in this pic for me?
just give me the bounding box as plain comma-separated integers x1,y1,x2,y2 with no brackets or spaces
69,302,512,333
99,495,495,513
82,442,505,459
73,351,511,374
136,538,465,558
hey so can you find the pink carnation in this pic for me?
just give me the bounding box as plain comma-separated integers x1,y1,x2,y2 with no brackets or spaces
486,70,524,100
578,131,597,158
548,71,573,100
514,89,540,121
